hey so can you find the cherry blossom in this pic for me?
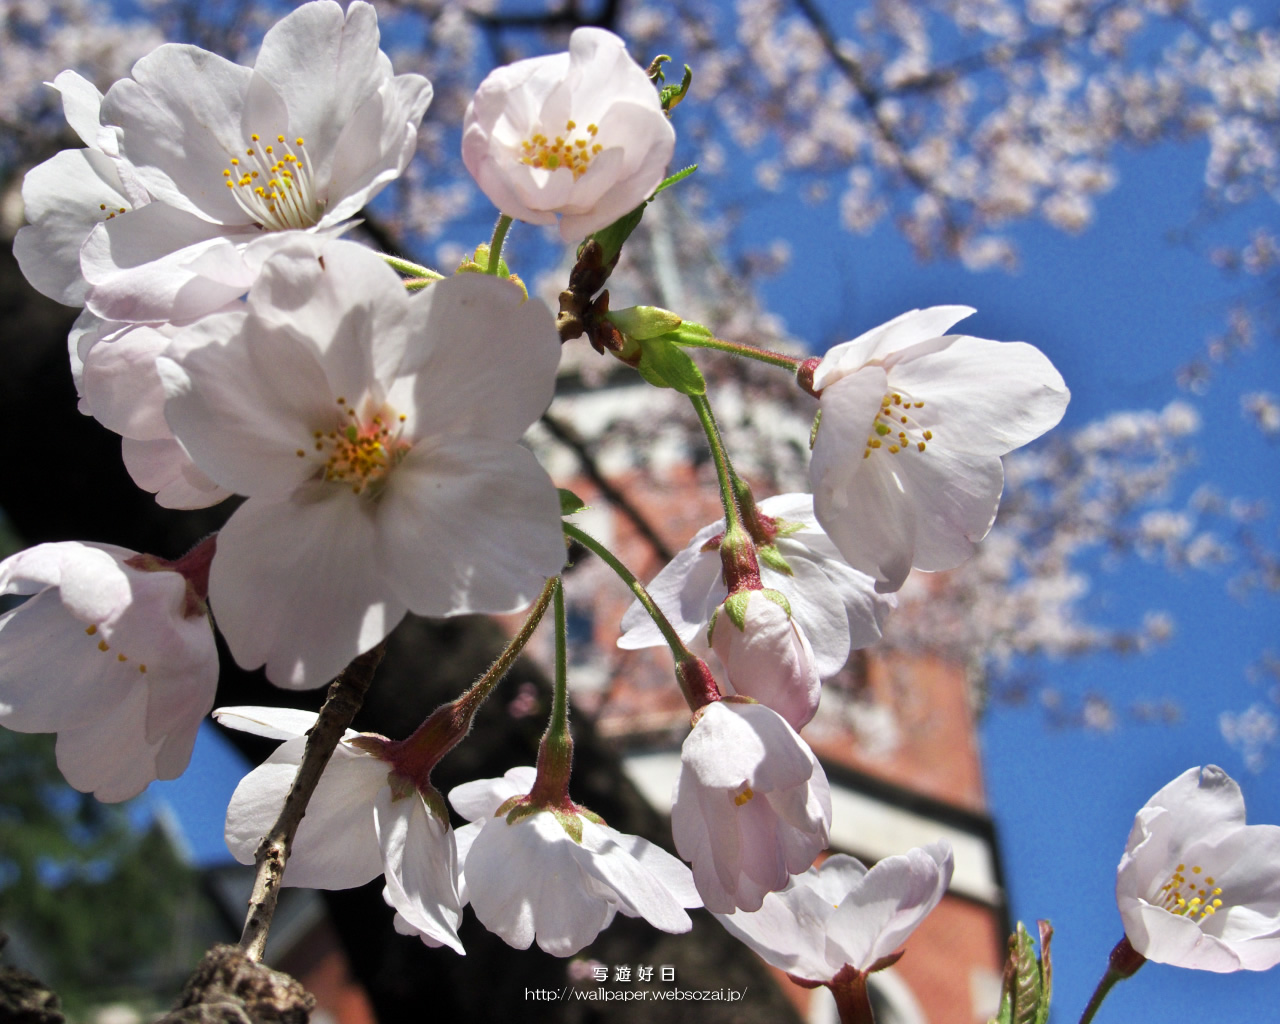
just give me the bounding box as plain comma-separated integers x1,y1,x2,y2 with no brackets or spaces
13,71,150,307
709,589,821,730
807,306,1069,592
218,706,464,954
461,27,675,241
715,843,953,982
78,0,432,323
671,699,831,914
0,541,217,802
618,493,893,684
1116,764,1280,972
68,312,230,510
449,766,699,956
159,239,566,688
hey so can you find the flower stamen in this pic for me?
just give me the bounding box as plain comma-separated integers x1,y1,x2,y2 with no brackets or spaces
222,132,324,231
519,120,603,180
863,392,932,459
308,398,411,496
1157,863,1226,920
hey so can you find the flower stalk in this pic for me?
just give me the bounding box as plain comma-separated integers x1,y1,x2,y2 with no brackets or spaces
673,331,801,372
526,578,573,807
238,640,387,961
1078,936,1145,1024
487,214,514,275
690,393,761,592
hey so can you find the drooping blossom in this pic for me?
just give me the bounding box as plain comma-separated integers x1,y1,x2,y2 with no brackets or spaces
715,844,954,982
159,239,566,688
68,312,230,509
805,306,1069,593
1116,764,1280,972
618,493,892,726
671,699,832,914
709,589,821,730
218,706,464,954
462,27,676,241
449,766,699,956
0,541,218,802
13,71,150,307
73,0,432,323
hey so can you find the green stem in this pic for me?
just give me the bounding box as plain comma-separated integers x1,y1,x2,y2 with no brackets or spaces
458,576,557,720
563,522,692,661
1078,937,1145,1024
487,214,513,275
690,394,743,534
550,577,569,742
382,253,444,281
675,333,801,372
526,578,574,808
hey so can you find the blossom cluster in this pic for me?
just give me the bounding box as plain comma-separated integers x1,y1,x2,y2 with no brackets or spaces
15,6,1273,1022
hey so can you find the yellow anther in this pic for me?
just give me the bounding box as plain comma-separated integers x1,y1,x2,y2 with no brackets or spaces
888,444,900,453
139,664,147,673
923,430,933,440
251,133,260,141
86,624,98,635
117,653,127,662
918,442,927,451
733,787,755,807
566,119,576,130
98,639,109,652
1193,866,1202,874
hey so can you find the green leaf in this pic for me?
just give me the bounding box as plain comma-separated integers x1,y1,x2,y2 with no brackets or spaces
635,337,706,396
587,165,699,266
558,488,588,516
653,164,697,196
659,64,694,112
989,921,1053,1024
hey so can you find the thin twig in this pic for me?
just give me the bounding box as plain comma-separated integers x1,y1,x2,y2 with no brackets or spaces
237,642,387,962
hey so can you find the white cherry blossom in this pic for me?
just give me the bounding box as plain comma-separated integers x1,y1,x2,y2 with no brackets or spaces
809,306,1070,593
462,27,676,241
218,706,464,954
1116,764,1280,972
78,0,432,323
449,766,699,956
0,542,217,802
671,699,832,914
618,493,893,683
160,239,566,688
13,71,150,307
715,843,954,982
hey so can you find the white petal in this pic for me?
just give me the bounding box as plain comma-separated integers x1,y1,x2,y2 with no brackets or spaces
213,705,319,741
374,788,464,954
813,306,975,389
449,766,537,821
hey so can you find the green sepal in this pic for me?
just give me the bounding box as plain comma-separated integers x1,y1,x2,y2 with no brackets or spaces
387,772,416,801
722,590,751,631
809,408,822,450
757,544,794,577
989,921,1053,1024
585,165,698,266
760,588,792,618
552,809,584,844
669,319,712,344
659,64,694,113
634,337,706,396
773,518,806,540
608,305,684,340
558,488,588,516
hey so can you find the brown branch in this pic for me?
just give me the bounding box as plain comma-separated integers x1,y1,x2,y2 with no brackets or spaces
237,643,387,962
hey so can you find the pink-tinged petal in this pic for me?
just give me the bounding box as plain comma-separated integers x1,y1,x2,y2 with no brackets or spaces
251,1,384,170
374,788,464,954
406,275,560,443
224,735,387,889
805,854,870,908
242,238,411,399
810,364,890,521
577,822,692,933
52,71,108,151
54,685,164,802
0,541,131,611
82,206,257,322
0,588,137,732
209,488,408,688
817,457,918,593
159,311,337,498
891,446,1005,572
826,842,953,969
716,883,837,981
375,437,564,617
81,324,172,440
213,705,319,741
102,45,253,223
618,527,722,649
14,149,132,306
813,307,976,389
712,595,820,731
449,766,537,821
887,337,1069,456
773,555,853,678
120,437,233,510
